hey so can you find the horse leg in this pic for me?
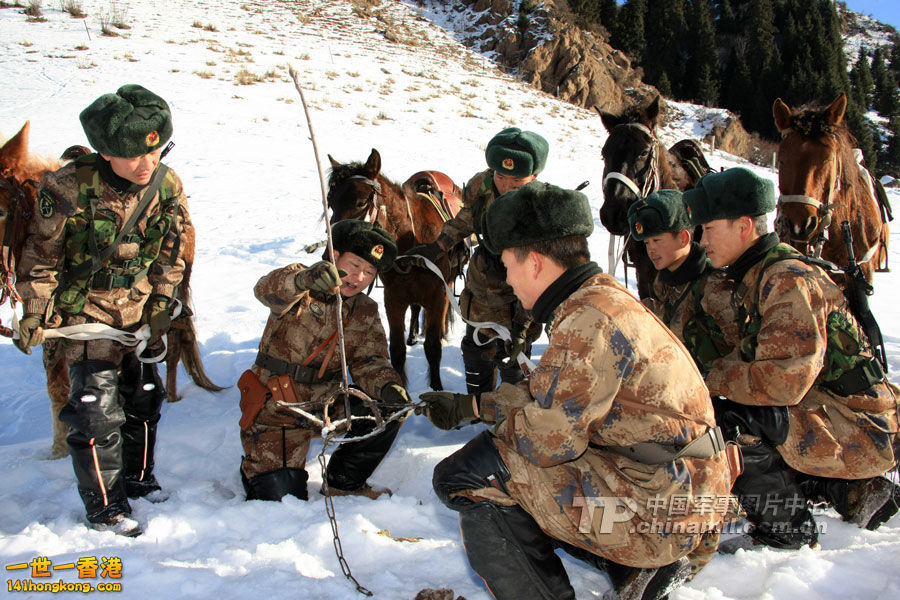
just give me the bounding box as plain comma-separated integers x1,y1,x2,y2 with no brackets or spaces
877,222,890,272
422,289,447,391
43,341,70,459
406,304,421,346
384,286,409,386
166,328,181,402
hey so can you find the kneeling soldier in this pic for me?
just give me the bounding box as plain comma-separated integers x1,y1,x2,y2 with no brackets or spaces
239,220,411,501
422,183,737,600
684,167,899,551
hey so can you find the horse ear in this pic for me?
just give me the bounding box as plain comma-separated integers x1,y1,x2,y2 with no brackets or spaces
0,120,30,170
327,154,341,168
773,98,793,132
597,108,620,133
824,93,848,126
363,148,381,179
645,95,661,126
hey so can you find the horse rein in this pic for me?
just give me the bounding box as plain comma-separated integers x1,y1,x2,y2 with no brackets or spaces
777,147,842,258
0,174,37,336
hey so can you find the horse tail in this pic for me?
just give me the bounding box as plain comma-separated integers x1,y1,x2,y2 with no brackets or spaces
174,281,227,394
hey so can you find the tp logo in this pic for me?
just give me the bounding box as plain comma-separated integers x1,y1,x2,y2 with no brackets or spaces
573,496,638,534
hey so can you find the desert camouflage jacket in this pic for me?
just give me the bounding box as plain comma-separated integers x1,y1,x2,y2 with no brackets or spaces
643,242,714,342
702,251,898,479
251,263,401,407
16,159,190,328
436,169,530,328
477,273,734,567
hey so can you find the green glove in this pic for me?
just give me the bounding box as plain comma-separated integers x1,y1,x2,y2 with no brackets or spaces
406,241,445,265
143,295,172,344
416,391,477,430
504,324,529,363
295,261,346,296
14,314,45,355
380,382,412,406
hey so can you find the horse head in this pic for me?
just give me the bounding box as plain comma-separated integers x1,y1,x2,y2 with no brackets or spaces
1,122,43,267
326,148,383,224
773,94,850,255
597,95,662,235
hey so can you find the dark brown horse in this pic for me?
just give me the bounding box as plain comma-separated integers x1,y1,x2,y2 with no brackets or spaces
773,93,888,283
1,121,223,458
326,149,464,391
598,95,712,298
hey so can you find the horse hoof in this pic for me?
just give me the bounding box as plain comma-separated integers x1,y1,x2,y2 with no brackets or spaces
406,336,419,346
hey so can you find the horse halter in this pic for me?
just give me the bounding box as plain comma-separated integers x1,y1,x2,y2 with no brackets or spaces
777,146,842,258
602,123,661,201
330,175,383,224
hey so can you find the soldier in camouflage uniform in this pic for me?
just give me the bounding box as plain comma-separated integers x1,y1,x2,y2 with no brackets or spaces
239,220,411,502
15,84,191,537
626,189,717,343
420,182,737,600
684,167,900,551
407,128,548,399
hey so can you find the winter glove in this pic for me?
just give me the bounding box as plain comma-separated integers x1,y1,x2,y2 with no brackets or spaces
380,382,412,406
405,241,445,265
504,323,530,363
416,391,477,430
294,261,346,296
14,313,45,355
143,295,173,345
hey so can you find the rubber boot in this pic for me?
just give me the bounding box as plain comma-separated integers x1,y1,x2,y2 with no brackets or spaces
733,440,818,549
602,557,692,600
119,353,166,499
242,467,309,501
459,502,575,600
803,475,900,531
461,325,499,399
60,360,131,524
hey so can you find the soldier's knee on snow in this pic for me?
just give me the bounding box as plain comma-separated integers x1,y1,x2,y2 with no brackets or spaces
432,431,510,510
242,467,308,502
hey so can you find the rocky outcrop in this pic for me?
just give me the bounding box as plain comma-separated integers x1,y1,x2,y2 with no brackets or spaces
430,0,655,114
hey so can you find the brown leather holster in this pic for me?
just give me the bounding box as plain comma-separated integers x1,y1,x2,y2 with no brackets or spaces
238,369,270,430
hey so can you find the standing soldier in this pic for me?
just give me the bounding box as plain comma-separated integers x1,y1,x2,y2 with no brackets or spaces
420,182,736,600
684,167,899,551
239,220,412,502
15,84,191,537
407,127,548,399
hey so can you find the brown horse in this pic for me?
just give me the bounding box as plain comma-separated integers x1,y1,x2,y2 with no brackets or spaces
1,121,224,459
597,95,712,298
773,93,887,283
326,149,464,391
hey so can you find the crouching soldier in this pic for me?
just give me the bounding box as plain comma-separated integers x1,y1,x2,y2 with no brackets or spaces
15,84,190,536
684,167,899,551
239,220,412,502
421,182,737,600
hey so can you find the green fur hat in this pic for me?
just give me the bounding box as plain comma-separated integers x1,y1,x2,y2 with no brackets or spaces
485,127,549,177
79,84,173,158
481,181,593,253
331,220,397,272
627,189,692,241
683,167,776,225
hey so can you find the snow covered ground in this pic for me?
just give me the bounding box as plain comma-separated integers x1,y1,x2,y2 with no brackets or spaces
1,1,898,598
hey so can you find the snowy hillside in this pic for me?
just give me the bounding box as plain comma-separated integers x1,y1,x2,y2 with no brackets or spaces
1,1,898,599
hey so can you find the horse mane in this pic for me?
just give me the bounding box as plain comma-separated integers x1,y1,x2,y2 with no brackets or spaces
785,105,866,197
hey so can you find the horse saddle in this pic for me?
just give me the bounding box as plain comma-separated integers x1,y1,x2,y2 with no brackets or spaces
669,139,714,184
402,171,463,222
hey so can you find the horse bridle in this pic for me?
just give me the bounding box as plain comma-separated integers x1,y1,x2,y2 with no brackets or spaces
777,145,842,259
602,123,661,201
330,175,383,224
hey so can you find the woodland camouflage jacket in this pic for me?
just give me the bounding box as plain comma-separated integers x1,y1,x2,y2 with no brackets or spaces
702,253,898,479
476,273,735,568
16,159,190,328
